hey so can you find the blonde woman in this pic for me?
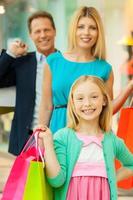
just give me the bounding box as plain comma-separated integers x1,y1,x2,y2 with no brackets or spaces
39,76,133,200
39,6,133,133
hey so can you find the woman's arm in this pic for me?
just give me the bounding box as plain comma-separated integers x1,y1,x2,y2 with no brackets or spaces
105,70,114,100
113,80,133,114
105,70,133,114
38,63,53,126
116,167,133,182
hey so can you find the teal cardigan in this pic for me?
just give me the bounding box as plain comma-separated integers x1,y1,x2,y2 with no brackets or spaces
47,128,133,200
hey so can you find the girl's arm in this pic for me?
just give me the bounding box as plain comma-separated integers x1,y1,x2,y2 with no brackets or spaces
39,128,61,178
39,128,67,187
38,63,53,126
115,136,133,179
116,167,133,182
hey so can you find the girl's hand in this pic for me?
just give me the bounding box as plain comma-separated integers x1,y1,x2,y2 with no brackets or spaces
39,126,53,147
33,124,46,132
38,127,60,178
116,167,133,182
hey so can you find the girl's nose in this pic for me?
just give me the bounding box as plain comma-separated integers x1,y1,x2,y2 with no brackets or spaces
84,99,91,106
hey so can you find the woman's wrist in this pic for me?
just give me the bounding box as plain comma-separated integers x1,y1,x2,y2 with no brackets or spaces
127,80,133,93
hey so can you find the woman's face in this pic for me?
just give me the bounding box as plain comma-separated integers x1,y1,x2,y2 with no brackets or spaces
75,16,98,50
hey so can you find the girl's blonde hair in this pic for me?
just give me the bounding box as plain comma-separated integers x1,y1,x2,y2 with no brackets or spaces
68,6,106,60
67,76,112,132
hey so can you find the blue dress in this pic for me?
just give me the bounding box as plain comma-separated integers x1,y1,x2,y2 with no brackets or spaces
46,52,112,133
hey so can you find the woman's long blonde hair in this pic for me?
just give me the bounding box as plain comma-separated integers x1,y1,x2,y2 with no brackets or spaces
67,76,112,132
68,6,106,60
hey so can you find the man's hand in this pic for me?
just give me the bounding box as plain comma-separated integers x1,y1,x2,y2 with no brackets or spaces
8,39,28,57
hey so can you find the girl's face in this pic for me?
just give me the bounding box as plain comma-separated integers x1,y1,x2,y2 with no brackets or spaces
73,81,106,123
76,16,98,50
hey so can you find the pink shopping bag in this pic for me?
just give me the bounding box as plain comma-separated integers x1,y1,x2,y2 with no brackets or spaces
1,130,42,200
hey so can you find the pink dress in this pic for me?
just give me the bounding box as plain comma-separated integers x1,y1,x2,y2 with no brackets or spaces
67,133,110,200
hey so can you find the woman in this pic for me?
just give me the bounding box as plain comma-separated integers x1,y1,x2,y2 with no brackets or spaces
39,6,133,133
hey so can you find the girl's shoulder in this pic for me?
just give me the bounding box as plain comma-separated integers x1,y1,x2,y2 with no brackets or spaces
104,131,123,142
53,127,74,140
104,131,126,154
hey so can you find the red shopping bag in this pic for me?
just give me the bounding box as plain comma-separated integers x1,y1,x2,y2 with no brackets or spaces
1,130,43,200
116,106,133,189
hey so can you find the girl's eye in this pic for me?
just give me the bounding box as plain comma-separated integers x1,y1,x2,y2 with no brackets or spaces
77,97,83,100
77,25,84,29
92,96,98,99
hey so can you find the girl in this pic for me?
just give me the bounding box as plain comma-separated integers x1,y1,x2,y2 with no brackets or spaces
39,76,133,200
38,6,133,133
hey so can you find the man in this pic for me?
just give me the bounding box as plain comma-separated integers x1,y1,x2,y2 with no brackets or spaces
0,11,56,155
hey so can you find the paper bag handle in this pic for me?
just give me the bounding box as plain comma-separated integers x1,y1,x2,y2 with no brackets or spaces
20,129,45,167
21,129,40,153
34,130,45,168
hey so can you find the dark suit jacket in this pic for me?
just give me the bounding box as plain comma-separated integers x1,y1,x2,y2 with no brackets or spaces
0,50,37,155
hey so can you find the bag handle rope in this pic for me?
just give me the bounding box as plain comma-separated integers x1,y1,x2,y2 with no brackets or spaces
21,129,45,168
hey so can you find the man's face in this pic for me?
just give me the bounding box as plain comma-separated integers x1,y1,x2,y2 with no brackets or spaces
30,17,56,55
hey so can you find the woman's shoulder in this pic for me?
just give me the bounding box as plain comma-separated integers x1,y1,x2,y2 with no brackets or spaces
46,51,61,63
96,59,112,68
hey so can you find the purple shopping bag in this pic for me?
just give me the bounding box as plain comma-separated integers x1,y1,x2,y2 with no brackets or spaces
1,130,42,200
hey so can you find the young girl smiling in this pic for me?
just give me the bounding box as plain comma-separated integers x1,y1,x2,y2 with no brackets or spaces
39,76,133,200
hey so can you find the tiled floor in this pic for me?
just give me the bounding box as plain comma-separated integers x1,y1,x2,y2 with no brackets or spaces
0,151,133,200
0,151,15,193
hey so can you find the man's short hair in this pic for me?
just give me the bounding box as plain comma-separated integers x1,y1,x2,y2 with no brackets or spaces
28,10,56,32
